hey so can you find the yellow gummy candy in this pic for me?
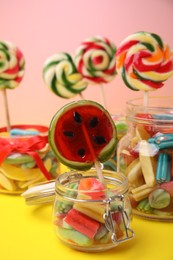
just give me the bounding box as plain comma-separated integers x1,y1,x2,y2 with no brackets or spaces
0,171,17,191
0,159,52,181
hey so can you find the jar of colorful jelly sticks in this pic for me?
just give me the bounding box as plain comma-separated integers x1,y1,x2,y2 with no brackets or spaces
117,96,173,221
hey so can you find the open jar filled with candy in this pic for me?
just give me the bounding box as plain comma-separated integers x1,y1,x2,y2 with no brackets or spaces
117,97,173,221
0,125,59,194
22,169,134,252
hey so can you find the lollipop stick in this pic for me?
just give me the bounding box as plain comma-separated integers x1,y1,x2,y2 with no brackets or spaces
100,84,107,109
79,93,85,100
143,91,149,107
81,123,105,185
2,89,11,133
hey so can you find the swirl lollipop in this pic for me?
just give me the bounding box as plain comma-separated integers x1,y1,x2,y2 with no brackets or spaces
116,31,173,104
0,40,25,131
43,52,87,99
75,36,117,107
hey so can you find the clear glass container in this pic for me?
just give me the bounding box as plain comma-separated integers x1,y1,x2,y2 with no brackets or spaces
103,113,127,172
0,124,59,194
22,169,134,252
118,96,173,221
53,169,134,252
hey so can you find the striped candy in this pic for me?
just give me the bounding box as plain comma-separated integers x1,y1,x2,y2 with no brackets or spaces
0,41,25,90
75,36,117,84
116,31,173,91
43,53,87,99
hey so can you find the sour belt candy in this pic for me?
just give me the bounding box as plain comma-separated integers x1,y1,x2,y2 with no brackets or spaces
0,40,25,89
116,31,173,91
43,52,87,99
75,36,117,84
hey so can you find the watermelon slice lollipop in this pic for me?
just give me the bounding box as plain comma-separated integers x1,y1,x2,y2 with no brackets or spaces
49,100,117,170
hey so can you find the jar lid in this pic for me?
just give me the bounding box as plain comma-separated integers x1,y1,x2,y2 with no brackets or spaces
21,180,56,205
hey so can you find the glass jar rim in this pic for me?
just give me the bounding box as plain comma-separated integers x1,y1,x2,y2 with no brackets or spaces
127,96,173,108
55,169,129,202
126,96,173,124
22,169,128,205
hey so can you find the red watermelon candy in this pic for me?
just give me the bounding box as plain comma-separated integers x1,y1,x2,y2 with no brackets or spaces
49,100,117,170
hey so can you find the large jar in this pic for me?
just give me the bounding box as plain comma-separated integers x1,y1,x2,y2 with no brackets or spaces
22,169,134,252
117,97,173,221
0,124,59,194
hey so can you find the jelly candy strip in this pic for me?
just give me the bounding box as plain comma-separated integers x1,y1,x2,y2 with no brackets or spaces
172,152,173,177
139,140,156,187
131,184,154,201
73,202,105,223
64,208,100,239
148,134,173,149
137,198,153,213
10,128,40,136
58,227,93,246
156,153,171,183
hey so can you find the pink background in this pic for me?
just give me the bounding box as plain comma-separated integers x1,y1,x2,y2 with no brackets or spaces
0,0,173,127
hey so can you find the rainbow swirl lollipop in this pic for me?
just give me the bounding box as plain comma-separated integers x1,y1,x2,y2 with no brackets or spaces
0,41,25,89
75,36,117,84
43,52,87,99
116,31,173,91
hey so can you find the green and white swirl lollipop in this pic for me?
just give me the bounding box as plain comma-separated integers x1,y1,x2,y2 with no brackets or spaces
43,52,88,99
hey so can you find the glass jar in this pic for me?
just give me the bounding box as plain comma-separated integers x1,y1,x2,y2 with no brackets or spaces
0,124,59,194
22,169,134,252
53,169,134,252
103,113,127,172
117,96,173,221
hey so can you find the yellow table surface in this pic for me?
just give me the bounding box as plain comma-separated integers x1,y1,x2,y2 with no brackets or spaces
0,192,173,260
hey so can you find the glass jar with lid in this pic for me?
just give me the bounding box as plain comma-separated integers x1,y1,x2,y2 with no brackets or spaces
22,169,134,252
117,96,173,221
0,124,59,194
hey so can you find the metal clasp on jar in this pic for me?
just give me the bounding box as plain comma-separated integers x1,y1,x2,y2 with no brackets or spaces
103,195,134,243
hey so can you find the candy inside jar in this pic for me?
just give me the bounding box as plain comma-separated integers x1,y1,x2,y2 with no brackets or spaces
117,97,173,221
54,169,134,252
0,125,59,194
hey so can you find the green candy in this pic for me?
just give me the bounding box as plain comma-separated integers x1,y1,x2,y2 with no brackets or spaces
149,189,171,209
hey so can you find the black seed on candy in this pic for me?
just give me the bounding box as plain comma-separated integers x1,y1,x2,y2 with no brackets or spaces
89,117,98,128
78,148,85,157
63,131,75,138
94,136,107,145
74,112,82,123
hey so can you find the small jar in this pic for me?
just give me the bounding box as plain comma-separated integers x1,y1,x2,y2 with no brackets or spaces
53,169,134,252
22,169,134,252
117,97,173,221
0,124,59,194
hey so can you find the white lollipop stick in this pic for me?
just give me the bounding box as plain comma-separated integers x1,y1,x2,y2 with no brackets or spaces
94,160,105,185
81,123,105,185
79,92,85,100
2,89,11,133
143,91,149,107
100,84,107,109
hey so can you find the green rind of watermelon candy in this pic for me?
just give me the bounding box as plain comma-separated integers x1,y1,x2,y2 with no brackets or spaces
49,100,117,170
